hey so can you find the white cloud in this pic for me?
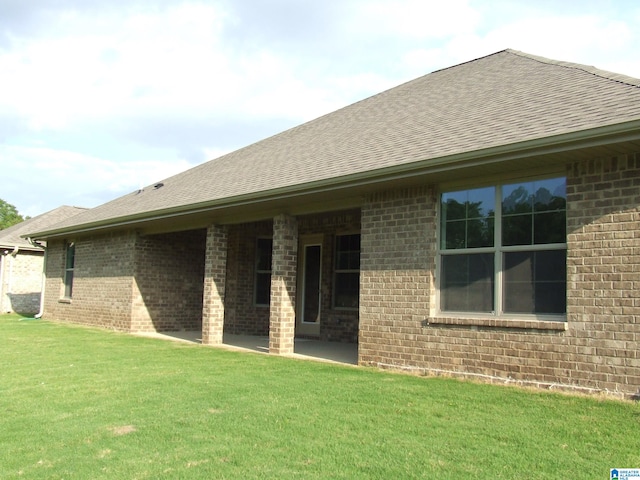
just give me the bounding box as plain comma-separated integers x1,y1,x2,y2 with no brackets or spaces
359,0,480,39
474,14,632,61
0,1,363,135
0,3,236,130
202,146,232,162
0,145,195,217
1,0,639,219
401,12,639,78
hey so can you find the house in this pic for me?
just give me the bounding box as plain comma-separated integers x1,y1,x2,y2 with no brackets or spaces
1,206,86,315
25,50,640,398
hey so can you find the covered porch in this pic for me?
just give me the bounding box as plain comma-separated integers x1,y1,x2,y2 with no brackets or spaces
201,209,361,357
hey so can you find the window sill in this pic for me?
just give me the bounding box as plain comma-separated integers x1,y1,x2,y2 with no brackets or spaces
58,298,72,304
427,316,567,331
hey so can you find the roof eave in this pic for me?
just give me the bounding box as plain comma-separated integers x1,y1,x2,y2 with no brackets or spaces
0,243,42,252
28,118,640,240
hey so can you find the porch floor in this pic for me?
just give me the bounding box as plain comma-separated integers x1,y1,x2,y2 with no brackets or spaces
134,331,358,365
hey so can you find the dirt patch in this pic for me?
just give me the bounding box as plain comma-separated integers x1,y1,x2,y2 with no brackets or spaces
109,425,136,436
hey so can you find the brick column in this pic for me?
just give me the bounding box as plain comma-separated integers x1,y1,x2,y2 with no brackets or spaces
202,224,227,345
269,214,298,354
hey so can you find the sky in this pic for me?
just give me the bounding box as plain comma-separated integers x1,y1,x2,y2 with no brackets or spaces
1,0,639,218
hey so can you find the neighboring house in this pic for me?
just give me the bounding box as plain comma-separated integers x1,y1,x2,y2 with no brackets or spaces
1,206,87,315
26,50,640,398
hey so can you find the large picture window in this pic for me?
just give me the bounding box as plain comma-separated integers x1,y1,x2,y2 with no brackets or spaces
63,241,75,298
439,177,566,316
333,234,360,309
255,238,273,306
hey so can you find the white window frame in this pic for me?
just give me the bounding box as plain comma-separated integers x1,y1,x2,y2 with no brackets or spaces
436,176,567,321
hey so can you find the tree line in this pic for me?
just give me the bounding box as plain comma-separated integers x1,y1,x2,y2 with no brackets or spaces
0,199,28,230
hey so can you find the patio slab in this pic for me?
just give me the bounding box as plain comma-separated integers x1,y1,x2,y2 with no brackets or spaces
134,331,358,365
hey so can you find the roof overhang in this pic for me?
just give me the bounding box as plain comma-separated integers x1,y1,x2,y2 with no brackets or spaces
0,244,42,253
27,118,640,240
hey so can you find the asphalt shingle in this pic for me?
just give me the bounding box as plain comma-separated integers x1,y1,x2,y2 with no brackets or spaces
1,206,87,248
33,49,640,235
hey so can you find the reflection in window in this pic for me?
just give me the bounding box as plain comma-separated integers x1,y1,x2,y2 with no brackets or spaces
439,177,566,317
334,234,360,309
502,178,566,246
441,186,495,249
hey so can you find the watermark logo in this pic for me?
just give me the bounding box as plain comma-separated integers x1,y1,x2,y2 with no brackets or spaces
611,469,640,479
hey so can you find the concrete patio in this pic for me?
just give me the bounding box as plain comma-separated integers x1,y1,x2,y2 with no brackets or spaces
134,331,359,365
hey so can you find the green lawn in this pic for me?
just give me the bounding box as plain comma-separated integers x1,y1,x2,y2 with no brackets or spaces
1,314,638,479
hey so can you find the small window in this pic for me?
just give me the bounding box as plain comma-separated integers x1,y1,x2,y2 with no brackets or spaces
334,234,360,309
439,177,566,317
64,241,75,298
255,238,273,306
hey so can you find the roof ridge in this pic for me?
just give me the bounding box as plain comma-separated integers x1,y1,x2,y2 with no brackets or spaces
506,49,640,88
430,49,511,74
26,50,640,239
186,48,640,174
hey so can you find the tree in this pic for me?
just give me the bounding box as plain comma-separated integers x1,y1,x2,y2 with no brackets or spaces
0,199,26,230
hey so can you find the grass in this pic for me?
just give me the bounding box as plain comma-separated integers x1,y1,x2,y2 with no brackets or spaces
1,314,638,479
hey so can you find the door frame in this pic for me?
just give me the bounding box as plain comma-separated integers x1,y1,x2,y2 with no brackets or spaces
296,234,323,337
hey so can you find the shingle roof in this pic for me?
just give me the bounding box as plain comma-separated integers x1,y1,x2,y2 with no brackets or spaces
32,49,640,236
1,206,87,249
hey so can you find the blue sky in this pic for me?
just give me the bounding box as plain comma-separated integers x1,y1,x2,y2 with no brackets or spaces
1,0,639,218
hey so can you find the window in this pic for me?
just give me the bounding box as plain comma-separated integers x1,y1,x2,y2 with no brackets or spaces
63,241,75,298
439,177,566,316
255,238,272,306
334,234,360,309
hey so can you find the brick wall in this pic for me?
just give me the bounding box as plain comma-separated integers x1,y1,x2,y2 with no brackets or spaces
202,224,227,344
225,221,273,335
298,211,360,342
43,229,206,333
133,229,206,332
43,232,137,331
359,156,640,398
1,250,43,315
224,212,360,341
359,186,435,367
269,214,298,354
566,153,640,395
